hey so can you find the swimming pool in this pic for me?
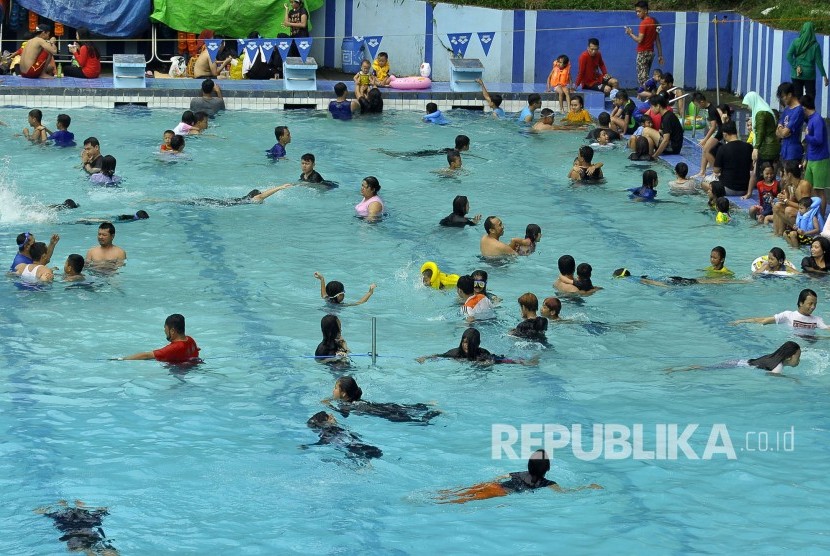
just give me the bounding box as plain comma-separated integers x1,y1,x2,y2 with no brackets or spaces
2,107,829,553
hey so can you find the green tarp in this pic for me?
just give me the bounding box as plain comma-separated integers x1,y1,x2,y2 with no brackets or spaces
150,0,325,38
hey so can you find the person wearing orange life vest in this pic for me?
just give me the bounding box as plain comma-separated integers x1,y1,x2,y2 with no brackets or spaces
457,275,495,322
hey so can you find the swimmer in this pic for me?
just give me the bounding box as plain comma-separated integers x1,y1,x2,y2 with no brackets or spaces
540,296,562,320
641,246,744,287
354,176,384,220
471,269,501,304
553,255,579,293
421,261,460,290
303,410,383,462
585,112,621,142
436,450,601,504
666,341,801,377
628,169,658,201
144,184,293,206
266,125,290,159
752,247,798,275
85,222,127,267
627,136,654,161
714,196,731,223
315,314,350,363
323,376,441,424
115,314,201,364
15,241,54,282
590,129,615,149
22,108,49,143
78,211,150,224
159,129,174,152
574,262,602,294
172,110,198,136
191,111,209,135
313,272,376,306
377,134,472,159
63,254,85,282
89,155,121,186
476,78,505,119
509,223,542,255
299,153,324,184
47,198,79,210
439,195,481,227
480,216,518,258
563,94,593,125
168,134,185,154
457,275,496,321
731,288,828,331
446,149,462,170
531,108,556,131
423,102,449,125
568,145,604,181
508,292,549,343
668,162,698,195
35,500,118,555
49,113,75,147
416,328,537,365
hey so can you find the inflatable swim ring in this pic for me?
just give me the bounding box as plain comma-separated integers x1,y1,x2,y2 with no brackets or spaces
751,255,798,275
684,116,705,130
420,261,459,289
389,75,432,90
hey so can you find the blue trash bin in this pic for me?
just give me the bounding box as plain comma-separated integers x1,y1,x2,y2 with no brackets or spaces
341,37,365,73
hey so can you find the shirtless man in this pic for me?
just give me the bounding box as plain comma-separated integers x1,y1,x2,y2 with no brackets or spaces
20,24,57,79
773,161,814,236
553,255,580,293
480,216,517,257
86,222,127,266
193,40,231,79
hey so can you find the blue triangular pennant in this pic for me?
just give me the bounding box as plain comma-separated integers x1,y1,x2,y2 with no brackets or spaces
244,39,260,59
276,38,293,62
363,35,383,61
447,33,472,57
260,39,276,64
353,35,364,43
294,37,312,63
204,39,223,63
477,32,495,57
237,38,246,56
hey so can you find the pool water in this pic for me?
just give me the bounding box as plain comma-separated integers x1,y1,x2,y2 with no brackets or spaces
2,107,829,553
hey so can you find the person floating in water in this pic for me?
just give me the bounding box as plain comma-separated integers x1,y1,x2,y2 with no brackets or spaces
416,328,537,365
35,499,118,555
323,376,441,424
436,450,601,504
77,211,149,225
313,272,376,306
666,341,801,376
303,410,383,462
143,184,293,206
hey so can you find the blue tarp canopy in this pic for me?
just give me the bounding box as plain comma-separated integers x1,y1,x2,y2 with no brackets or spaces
17,0,152,37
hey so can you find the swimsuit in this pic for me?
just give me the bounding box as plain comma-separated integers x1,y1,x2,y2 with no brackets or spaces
21,48,49,78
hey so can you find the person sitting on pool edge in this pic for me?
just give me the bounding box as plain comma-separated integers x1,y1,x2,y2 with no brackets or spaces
440,195,481,227
457,274,495,321
116,313,201,364
480,216,518,257
313,271,376,306
436,449,602,504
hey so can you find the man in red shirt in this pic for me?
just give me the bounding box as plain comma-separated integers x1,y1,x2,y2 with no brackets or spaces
625,1,664,87
118,314,201,364
575,38,617,95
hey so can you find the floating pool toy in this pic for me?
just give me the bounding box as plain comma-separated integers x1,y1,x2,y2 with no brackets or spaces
751,255,798,275
420,261,459,289
683,102,706,130
389,75,432,90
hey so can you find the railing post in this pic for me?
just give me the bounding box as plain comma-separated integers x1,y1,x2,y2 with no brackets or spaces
713,15,721,107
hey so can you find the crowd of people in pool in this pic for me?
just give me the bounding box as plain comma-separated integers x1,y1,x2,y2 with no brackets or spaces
7,8,830,533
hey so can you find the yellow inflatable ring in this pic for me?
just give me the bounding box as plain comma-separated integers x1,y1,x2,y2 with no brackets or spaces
420,261,459,289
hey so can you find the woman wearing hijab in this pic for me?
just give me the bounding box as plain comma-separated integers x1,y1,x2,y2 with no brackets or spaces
787,22,829,102
742,91,780,182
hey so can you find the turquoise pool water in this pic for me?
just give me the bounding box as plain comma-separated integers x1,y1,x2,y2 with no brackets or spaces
2,108,829,553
